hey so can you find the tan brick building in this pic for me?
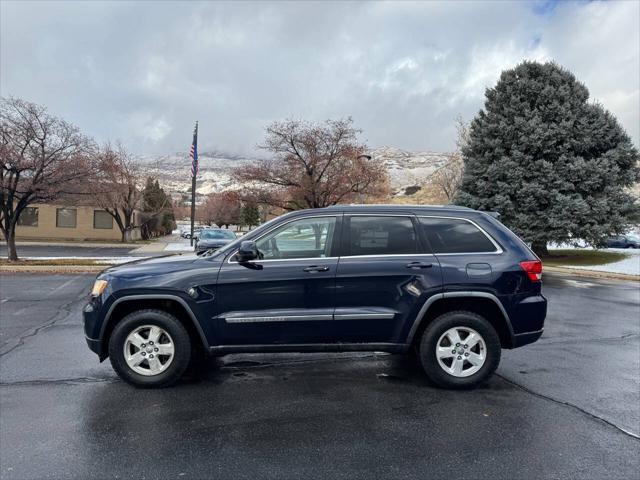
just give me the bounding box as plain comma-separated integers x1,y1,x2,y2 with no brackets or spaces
15,203,141,242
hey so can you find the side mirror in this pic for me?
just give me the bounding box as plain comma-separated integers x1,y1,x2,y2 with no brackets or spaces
237,241,258,262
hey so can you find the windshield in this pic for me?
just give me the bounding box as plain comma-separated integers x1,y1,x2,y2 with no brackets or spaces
200,230,236,240
627,234,640,241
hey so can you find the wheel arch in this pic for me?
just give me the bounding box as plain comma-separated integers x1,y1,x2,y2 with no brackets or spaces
99,295,209,361
407,292,515,349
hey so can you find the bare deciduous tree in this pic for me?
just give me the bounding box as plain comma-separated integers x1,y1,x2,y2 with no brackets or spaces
428,117,469,202
234,118,389,210
0,97,94,261
94,144,143,242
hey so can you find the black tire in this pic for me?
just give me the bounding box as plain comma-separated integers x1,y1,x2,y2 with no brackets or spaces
108,309,192,388
419,311,501,390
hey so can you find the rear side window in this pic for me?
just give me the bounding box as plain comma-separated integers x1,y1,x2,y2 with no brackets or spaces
346,216,418,256
419,217,497,254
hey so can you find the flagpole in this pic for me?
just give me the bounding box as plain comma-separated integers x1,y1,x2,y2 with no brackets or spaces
190,121,198,247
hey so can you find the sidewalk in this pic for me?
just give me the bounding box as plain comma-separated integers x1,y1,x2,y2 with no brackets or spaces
2,235,178,254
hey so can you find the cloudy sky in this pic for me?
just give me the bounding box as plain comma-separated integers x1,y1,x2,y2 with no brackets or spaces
1,0,638,156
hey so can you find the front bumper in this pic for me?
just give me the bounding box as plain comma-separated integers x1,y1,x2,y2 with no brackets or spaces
85,334,102,355
83,300,104,358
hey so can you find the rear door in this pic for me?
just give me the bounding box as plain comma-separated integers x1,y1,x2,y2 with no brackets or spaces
333,214,443,344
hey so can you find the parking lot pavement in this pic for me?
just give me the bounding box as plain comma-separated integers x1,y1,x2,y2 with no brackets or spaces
0,273,638,479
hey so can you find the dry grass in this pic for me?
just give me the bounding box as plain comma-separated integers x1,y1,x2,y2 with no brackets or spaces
543,249,627,266
0,258,112,266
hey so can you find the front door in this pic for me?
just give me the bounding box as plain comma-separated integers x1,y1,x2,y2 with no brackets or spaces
333,214,443,344
214,215,341,345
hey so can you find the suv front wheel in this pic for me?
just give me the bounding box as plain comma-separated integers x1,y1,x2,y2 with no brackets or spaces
419,311,501,389
108,309,192,388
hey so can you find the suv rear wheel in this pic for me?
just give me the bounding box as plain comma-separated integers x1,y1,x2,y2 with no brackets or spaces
108,309,191,388
419,311,501,389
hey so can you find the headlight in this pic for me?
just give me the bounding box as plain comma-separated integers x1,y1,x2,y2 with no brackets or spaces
91,279,108,296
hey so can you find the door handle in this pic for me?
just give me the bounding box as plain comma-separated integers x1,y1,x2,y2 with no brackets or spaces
303,266,330,272
406,261,433,269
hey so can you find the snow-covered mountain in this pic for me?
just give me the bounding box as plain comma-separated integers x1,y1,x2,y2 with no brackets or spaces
372,147,450,195
137,147,451,198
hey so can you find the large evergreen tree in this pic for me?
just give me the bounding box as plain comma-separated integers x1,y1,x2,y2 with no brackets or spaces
456,61,639,256
141,177,175,238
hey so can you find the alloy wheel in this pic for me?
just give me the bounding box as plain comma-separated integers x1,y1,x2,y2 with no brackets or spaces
123,325,175,376
435,326,486,377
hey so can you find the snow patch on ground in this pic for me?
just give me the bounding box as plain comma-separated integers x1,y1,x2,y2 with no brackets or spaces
22,256,147,265
548,246,640,276
164,243,195,252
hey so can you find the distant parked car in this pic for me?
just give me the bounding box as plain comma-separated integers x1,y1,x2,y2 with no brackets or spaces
182,227,204,239
606,234,640,249
194,228,237,254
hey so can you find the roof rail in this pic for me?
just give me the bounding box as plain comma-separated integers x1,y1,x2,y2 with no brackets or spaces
481,211,501,219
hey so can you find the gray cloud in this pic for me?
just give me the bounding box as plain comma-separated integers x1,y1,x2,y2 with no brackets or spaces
1,0,638,156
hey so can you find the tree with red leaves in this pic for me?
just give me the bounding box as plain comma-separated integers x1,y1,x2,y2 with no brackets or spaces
234,118,389,210
199,191,241,228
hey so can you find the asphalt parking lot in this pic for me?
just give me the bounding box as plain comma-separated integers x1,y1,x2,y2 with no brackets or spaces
0,272,638,479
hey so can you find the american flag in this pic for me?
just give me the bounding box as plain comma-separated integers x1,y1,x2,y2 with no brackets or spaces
190,121,198,177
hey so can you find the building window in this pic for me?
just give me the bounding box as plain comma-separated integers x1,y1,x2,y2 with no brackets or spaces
56,208,77,228
93,210,113,229
17,207,39,227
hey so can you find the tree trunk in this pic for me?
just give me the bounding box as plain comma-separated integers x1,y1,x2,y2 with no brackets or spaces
531,241,549,258
5,225,18,262
312,223,323,249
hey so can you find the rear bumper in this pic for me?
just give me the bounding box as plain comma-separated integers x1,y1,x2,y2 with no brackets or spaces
511,294,547,335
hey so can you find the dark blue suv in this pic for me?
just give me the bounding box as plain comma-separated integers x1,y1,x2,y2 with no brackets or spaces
83,205,546,389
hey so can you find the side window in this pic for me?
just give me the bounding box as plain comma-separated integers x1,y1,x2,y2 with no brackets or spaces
420,217,497,254
18,207,39,227
255,216,337,260
347,216,418,256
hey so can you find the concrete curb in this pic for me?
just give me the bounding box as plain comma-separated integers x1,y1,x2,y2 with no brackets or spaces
545,265,639,281
0,265,107,274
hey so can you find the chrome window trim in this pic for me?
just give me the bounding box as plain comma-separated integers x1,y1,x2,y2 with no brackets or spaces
227,214,340,264
418,215,503,255
337,253,435,259
228,256,339,264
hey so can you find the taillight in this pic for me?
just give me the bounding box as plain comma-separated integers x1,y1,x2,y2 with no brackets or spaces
520,260,542,282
